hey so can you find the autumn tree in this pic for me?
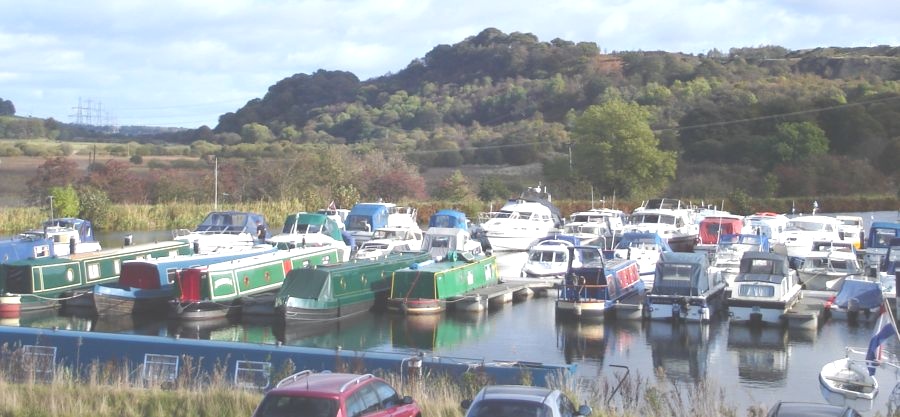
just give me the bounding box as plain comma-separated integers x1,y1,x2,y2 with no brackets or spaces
432,170,476,201
570,100,676,200
27,156,80,204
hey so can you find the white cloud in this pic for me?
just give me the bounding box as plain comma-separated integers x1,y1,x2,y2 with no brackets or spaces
0,0,897,127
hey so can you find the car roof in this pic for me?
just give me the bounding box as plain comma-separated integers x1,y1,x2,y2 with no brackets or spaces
477,385,555,403
269,371,377,396
770,401,854,417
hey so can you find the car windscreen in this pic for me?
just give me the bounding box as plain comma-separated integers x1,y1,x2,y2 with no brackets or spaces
255,394,338,417
467,399,552,417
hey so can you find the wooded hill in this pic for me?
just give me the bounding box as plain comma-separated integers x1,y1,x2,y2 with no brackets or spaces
3,28,899,206
203,28,900,200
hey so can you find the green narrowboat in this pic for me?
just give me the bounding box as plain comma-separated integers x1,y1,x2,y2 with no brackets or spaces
274,251,431,322
387,250,499,314
173,246,342,320
0,240,192,318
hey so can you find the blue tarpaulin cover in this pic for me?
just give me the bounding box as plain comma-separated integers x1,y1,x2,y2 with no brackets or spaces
834,278,883,310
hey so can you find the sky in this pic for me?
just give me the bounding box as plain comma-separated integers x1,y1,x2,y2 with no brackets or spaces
1,0,898,129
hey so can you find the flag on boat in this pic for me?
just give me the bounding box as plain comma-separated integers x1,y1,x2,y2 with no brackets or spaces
865,307,895,376
328,200,337,210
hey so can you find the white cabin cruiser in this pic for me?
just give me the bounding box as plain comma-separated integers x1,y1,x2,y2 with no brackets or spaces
797,249,862,291
174,211,270,254
624,198,698,252
520,237,578,278
352,226,424,260
774,215,842,259
727,251,802,325
561,208,625,249
268,212,352,262
480,185,563,252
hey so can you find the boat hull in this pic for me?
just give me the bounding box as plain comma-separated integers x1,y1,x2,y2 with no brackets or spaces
388,254,498,315
646,289,725,322
0,241,192,318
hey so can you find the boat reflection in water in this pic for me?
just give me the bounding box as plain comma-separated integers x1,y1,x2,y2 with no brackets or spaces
0,308,95,331
556,320,608,366
647,320,717,382
274,313,392,351
391,311,490,351
726,325,789,386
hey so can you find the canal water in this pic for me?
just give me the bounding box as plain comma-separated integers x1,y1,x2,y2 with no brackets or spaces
4,210,900,415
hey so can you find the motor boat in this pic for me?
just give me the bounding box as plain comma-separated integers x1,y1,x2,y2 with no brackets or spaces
726,251,802,325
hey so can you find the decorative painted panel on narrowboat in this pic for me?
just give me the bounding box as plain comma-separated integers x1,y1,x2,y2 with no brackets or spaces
0,240,192,318
171,246,342,320
92,245,278,316
555,246,644,321
275,251,431,322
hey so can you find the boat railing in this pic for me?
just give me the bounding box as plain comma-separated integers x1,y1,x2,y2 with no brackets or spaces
558,283,609,301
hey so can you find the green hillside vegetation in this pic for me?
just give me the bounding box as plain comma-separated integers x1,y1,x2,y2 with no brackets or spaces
2,28,899,212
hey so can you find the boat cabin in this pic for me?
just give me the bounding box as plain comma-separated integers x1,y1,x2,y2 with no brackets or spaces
698,216,745,245
428,209,470,231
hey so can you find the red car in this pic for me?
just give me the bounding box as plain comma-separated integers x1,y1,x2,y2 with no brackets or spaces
251,370,421,417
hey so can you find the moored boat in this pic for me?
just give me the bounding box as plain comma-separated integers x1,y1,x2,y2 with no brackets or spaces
520,235,580,279
344,202,418,249
479,184,563,252
819,356,878,400
267,212,352,262
0,218,102,264
825,277,884,322
555,246,643,321
609,232,672,290
695,215,745,254
352,226,423,260
387,228,497,314
708,234,771,295
561,208,626,249
174,211,270,254
0,240,193,318
726,251,802,326
774,215,842,259
172,246,342,320
645,251,726,322
797,249,861,291
92,244,278,316
275,251,432,322
624,198,699,253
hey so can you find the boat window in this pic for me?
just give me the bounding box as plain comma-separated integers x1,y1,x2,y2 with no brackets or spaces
787,221,825,232
661,264,692,281
748,260,774,275
518,212,533,220
738,284,775,298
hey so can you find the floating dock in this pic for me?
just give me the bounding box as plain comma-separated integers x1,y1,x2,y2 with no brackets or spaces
782,290,831,329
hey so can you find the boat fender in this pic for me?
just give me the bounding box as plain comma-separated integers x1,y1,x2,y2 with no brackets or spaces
410,260,435,270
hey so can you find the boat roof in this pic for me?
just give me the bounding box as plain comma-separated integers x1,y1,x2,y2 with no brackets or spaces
348,202,396,216
614,232,673,251
736,251,791,280
428,209,469,230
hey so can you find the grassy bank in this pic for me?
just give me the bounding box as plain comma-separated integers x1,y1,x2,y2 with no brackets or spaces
0,354,775,417
1,196,898,235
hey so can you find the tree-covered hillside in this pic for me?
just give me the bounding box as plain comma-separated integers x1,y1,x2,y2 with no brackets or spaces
191,28,899,200
3,28,899,207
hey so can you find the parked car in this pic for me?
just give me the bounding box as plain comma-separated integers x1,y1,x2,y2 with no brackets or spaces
461,384,591,417
766,401,861,417
251,370,420,417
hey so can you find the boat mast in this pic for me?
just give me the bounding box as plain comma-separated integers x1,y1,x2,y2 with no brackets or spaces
214,156,218,211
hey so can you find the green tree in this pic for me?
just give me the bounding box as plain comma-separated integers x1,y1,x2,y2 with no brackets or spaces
77,186,112,228
49,185,81,217
570,100,676,200
769,121,829,164
477,176,510,202
241,123,276,143
433,170,476,200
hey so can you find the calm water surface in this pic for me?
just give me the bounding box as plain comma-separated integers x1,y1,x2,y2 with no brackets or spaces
6,211,900,415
